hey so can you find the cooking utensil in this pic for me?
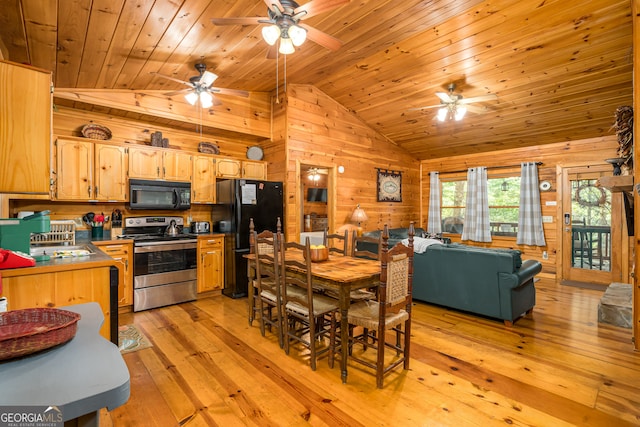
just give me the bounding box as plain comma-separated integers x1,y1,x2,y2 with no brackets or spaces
166,220,179,236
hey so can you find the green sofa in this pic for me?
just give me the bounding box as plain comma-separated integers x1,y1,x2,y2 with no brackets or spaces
412,243,542,325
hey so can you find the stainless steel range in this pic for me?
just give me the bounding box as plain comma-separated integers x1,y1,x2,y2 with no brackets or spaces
120,216,197,312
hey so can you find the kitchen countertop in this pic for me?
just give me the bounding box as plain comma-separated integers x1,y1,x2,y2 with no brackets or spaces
0,242,117,278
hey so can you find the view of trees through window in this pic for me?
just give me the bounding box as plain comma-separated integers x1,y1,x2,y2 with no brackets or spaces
441,176,521,235
571,179,611,226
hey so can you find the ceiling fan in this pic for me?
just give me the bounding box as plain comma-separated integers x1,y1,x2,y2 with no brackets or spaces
150,63,249,108
411,83,498,121
211,0,348,57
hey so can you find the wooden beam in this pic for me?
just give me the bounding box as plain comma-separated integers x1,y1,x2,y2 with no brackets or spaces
53,89,272,139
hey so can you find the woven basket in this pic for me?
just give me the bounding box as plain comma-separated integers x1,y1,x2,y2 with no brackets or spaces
0,308,81,361
81,123,112,140
198,141,220,154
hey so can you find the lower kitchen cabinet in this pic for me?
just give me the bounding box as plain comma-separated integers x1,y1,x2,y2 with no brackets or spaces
94,241,133,307
197,236,224,293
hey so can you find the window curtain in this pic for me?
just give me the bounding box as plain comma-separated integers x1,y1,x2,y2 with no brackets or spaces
462,167,492,242
517,162,546,246
427,171,442,234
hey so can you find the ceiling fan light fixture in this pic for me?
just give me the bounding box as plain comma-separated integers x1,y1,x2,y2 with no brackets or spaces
454,105,467,121
199,91,214,108
262,25,281,45
185,91,199,105
437,107,448,122
289,24,307,46
279,36,295,55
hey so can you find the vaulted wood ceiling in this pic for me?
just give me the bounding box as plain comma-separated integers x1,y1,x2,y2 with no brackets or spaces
0,0,632,160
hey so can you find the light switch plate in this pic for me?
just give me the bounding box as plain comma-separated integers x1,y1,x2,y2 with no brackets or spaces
542,216,553,223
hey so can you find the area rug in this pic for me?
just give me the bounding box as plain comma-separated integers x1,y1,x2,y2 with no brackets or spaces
118,324,153,354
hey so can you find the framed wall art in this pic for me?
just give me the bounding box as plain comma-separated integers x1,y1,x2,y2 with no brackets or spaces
377,169,402,202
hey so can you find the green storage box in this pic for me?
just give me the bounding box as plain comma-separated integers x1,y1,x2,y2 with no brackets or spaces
0,211,51,254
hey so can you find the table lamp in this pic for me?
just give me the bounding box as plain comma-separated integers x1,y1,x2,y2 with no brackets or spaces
351,204,368,236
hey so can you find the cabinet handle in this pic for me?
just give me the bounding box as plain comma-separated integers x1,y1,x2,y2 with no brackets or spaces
157,166,160,177
87,185,92,197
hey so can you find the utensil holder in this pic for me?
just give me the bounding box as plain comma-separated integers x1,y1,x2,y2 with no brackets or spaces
91,225,104,239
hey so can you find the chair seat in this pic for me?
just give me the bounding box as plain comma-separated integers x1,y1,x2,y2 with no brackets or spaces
347,301,409,330
286,293,339,318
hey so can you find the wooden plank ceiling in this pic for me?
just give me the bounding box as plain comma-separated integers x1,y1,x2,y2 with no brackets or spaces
0,0,632,160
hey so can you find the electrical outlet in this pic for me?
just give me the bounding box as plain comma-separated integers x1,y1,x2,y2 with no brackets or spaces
542,251,548,260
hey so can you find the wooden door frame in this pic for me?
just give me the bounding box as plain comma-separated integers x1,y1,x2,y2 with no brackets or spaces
295,160,336,237
557,165,625,285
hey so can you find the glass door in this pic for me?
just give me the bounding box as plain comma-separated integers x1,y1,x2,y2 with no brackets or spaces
561,166,621,284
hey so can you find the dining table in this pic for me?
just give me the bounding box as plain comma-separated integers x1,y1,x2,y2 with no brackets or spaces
246,249,380,383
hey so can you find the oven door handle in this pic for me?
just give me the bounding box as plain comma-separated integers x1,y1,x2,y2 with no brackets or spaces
135,241,197,253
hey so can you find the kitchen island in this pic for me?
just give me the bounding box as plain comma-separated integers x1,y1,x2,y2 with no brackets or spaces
0,243,118,341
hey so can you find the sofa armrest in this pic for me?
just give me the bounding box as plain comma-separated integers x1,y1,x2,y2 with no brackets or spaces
513,259,542,286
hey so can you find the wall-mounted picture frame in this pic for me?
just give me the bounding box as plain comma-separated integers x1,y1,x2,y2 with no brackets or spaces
377,169,402,202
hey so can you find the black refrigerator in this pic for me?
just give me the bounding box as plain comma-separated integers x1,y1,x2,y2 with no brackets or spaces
212,179,284,298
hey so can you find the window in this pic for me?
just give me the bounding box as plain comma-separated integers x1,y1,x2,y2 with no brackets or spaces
441,175,521,236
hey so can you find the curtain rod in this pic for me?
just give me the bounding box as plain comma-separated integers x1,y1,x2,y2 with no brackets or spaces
434,161,542,175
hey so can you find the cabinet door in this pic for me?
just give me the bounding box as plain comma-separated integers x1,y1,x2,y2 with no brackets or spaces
56,139,93,200
198,238,224,292
192,155,216,203
242,161,267,180
216,158,241,178
129,146,162,179
163,151,192,182
94,143,128,201
0,61,51,194
94,242,133,307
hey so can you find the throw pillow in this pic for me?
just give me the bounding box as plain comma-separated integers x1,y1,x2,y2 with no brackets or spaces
402,237,444,253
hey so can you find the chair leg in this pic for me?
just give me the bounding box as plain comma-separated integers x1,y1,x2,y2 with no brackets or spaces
376,324,385,389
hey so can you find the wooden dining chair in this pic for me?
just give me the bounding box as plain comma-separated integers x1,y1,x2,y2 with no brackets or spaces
248,217,282,326
351,233,383,260
323,229,348,256
280,237,340,370
253,229,284,348
346,223,414,388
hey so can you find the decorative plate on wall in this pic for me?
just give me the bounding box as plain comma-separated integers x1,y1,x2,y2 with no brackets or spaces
247,146,264,160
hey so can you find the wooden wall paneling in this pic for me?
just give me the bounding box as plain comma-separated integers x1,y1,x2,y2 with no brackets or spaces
53,89,271,138
421,136,620,282
21,0,57,75
632,0,639,350
283,84,421,239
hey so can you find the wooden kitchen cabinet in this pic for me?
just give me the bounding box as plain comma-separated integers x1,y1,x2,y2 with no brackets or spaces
0,60,51,194
128,146,192,181
55,138,127,201
242,160,267,180
192,154,217,203
94,241,133,307
216,158,241,178
197,236,224,293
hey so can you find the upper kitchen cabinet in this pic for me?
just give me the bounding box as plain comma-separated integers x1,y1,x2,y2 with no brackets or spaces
55,138,127,201
192,154,217,203
242,161,267,180
0,61,51,194
129,146,192,182
216,158,241,178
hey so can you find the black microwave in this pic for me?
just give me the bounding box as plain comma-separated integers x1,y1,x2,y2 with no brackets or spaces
129,179,191,210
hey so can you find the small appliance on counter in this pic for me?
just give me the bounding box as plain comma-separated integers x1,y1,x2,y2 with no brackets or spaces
190,221,210,234
0,210,51,255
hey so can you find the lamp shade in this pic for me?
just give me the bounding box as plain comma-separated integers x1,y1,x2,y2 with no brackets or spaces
437,107,448,122
289,25,307,46
185,91,198,105
262,25,281,45
351,204,368,223
199,91,213,108
279,36,295,55
454,105,467,121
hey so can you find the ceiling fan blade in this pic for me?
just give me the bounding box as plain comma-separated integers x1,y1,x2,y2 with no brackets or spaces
211,87,249,98
210,17,266,26
150,72,193,87
263,0,284,14
295,0,349,19
435,92,453,103
408,104,443,111
163,88,192,97
299,23,343,51
464,104,486,114
265,43,278,59
199,71,218,87
459,94,498,104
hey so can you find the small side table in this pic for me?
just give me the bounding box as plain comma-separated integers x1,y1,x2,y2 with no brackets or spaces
0,302,130,426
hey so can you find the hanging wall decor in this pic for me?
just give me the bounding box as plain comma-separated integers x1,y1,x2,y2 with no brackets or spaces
377,169,402,202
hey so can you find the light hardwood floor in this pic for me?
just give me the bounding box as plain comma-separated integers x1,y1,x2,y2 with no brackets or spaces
103,278,640,426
